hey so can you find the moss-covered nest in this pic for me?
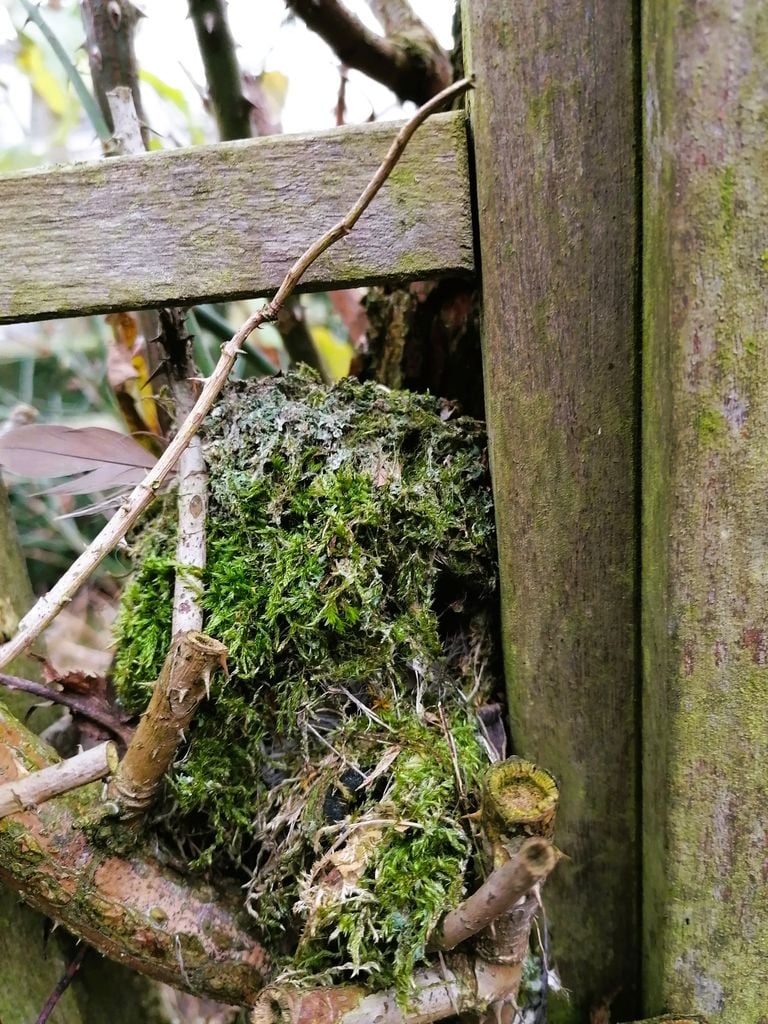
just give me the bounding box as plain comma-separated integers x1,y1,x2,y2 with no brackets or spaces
112,369,500,996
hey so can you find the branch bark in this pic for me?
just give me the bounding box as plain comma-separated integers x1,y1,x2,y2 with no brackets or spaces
0,76,472,672
250,957,522,1024
0,741,116,819
112,631,226,818
188,0,251,140
286,0,450,104
0,701,269,1003
81,0,148,148
429,837,556,952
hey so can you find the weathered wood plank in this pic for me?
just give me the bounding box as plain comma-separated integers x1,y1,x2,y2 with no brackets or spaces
0,112,472,323
462,1,639,1019
643,2,768,1020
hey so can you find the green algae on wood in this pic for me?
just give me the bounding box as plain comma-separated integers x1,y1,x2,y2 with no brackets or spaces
112,370,500,1000
643,1,768,1020
461,0,639,1017
0,112,473,323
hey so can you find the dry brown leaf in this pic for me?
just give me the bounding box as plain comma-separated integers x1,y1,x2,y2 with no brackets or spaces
0,424,157,496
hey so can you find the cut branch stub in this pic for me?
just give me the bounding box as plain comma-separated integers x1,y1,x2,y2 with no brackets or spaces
0,741,117,819
481,757,560,852
429,836,557,952
475,758,560,1014
112,630,226,818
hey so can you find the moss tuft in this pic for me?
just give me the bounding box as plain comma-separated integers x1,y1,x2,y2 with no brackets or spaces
112,369,498,997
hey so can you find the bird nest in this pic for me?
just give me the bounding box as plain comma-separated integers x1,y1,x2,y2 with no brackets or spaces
112,369,501,997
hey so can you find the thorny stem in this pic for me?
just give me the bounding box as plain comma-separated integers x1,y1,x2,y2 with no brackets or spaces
0,741,117,819
188,0,251,141
0,76,473,672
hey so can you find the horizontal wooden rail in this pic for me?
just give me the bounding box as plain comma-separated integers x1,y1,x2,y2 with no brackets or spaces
0,112,473,324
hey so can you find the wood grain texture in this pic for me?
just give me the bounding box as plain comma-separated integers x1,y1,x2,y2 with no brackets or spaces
643,2,768,1020
462,2,639,1018
0,112,472,323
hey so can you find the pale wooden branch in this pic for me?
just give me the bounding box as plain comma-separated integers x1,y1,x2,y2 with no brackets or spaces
104,87,210,637
112,631,226,818
0,702,269,1001
251,957,521,1024
0,741,116,819
287,0,450,104
429,837,557,952
0,76,472,672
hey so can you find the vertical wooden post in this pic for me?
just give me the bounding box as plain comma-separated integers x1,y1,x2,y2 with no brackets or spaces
462,1,639,1018
643,2,768,1019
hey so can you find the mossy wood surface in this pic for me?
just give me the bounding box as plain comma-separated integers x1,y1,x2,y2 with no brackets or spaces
0,487,169,1023
643,2,768,1020
462,1,639,1018
0,112,472,324
113,372,500,1001
0,702,269,1003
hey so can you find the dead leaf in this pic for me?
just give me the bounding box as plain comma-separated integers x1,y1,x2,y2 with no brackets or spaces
0,424,157,496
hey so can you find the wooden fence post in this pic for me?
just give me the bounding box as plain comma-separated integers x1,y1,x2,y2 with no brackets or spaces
462,1,639,1018
643,2,768,1020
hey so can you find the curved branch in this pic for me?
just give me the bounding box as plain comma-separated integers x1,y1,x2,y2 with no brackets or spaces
0,702,269,1003
286,0,451,105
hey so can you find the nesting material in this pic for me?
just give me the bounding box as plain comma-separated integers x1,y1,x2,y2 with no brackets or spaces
113,370,499,996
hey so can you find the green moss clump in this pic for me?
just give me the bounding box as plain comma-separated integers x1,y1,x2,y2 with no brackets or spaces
112,369,498,997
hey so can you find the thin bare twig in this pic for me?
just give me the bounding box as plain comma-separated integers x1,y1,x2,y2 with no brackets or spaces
0,672,133,745
0,76,473,672
0,741,117,819
36,943,88,1024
